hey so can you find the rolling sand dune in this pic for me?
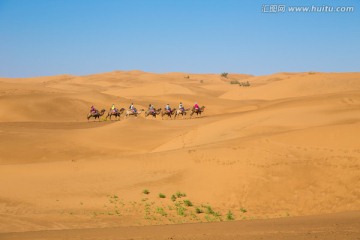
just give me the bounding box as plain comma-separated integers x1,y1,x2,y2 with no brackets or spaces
0,71,359,239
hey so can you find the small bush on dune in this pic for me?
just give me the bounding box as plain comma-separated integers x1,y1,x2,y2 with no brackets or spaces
195,207,203,214
205,205,215,215
142,189,150,195
183,200,193,207
177,205,186,216
240,207,247,213
226,210,234,220
175,191,186,198
159,193,166,198
221,72,229,78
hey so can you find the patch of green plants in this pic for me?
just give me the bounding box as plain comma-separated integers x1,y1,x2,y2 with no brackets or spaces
204,205,215,215
240,207,247,213
171,194,177,202
174,201,186,216
159,193,166,198
230,80,240,84
156,207,167,217
205,214,215,222
195,207,203,214
142,189,150,195
183,200,193,207
177,205,186,216
226,210,234,220
213,211,221,217
175,191,186,198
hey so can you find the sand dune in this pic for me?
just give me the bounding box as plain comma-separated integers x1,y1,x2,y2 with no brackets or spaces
0,71,359,238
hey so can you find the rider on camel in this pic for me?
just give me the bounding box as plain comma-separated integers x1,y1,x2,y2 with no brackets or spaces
111,103,117,113
194,102,200,112
149,104,155,114
165,104,172,114
179,102,185,113
129,103,137,113
90,105,98,114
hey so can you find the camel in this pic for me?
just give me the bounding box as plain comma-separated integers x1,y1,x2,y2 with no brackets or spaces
87,109,106,121
161,108,176,120
190,106,205,118
145,108,162,118
106,108,125,121
125,108,144,118
174,108,190,119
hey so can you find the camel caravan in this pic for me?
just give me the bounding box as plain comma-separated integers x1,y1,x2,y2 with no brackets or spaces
87,102,205,121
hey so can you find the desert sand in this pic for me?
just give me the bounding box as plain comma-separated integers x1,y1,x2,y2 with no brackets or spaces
0,71,359,239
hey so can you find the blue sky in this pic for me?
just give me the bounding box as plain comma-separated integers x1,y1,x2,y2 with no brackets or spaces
0,0,359,77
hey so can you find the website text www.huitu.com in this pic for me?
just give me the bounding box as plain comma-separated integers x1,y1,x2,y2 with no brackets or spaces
261,4,355,13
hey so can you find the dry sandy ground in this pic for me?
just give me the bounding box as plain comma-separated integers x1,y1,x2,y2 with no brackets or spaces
0,71,359,239
1,212,359,240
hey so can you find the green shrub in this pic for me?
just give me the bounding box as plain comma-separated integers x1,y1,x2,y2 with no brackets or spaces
226,210,234,220
156,207,167,217
159,193,166,198
205,205,215,215
183,200,193,207
195,207,203,214
221,72,228,78
175,191,186,198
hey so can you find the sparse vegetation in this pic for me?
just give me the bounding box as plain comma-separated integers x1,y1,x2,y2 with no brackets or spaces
230,80,250,87
195,207,203,214
239,81,250,87
221,72,228,78
226,210,234,220
176,205,186,216
204,205,215,215
88,190,236,224
213,211,221,217
156,207,167,217
175,191,186,198
240,207,247,213
183,200,193,207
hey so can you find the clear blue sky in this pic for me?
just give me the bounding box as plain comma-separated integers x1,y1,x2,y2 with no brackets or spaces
0,0,359,77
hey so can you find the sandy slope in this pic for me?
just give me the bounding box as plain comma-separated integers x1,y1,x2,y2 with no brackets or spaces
0,71,359,238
